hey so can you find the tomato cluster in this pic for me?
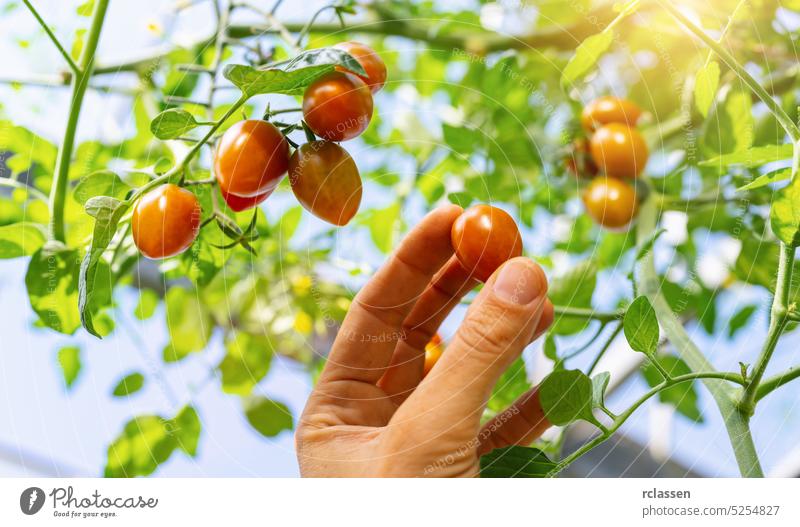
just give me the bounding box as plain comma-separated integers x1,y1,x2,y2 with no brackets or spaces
572,96,646,229
132,42,385,259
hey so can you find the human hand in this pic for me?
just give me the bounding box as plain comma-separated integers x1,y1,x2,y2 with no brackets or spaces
296,205,554,477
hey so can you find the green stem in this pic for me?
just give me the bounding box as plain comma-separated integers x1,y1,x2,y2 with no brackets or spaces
635,195,763,477
587,323,623,375
657,0,800,142
740,243,795,413
46,0,109,242
756,366,800,402
0,178,49,203
553,306,624,322
22,0,81,76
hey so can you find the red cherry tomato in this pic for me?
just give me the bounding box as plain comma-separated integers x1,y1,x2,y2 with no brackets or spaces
581,96,642,132
334,41,387,93
589,123,649,178
214,120,289,197
582,176,639,228
302,71,373,142
222,189,272,212
289,140,362,226
451,205,523,282
132,184,201,259
423,333,445,377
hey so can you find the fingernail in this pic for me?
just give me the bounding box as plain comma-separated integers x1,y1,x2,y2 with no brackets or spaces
492,258,543,305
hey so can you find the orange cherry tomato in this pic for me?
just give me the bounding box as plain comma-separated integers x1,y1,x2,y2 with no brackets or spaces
214,120,290,197
581,96,642,132
582,176,639,228
302,71,373,142
334,41,387,93
565,137,598,178
423,333,445,377
288,140,362,226
132,184,201,259
222,189,272,212
451,204,523,282
589,123,649,178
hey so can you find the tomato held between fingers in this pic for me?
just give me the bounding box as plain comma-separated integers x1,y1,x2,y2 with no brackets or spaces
334,41,387,93
214,120,290,197
132,184,201,259
302,71,373,142
289,140,362,226
451,205,523,282
581,96,642,132
222,189,272,212
582,176,639,228
423,334,445,377
589,123,649,178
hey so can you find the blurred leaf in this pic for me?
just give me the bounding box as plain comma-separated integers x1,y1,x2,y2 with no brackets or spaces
111,372,145,397
770,176,800,247
218,332,273,395
134,289,159,320
0,222,45,258
694,60,720,117
728,305,757,339
623,296,659,355
480,446,556,478
368,202,401,254
57,346,81,390
279,206,303,243
26,242,81,334
642,355,703,422
488,357,530,413
442,123,481,152
243,396,293,437
561,30,613,88
700,143,792,168
548,260,597,335
169,405,201,457
162,286,213,362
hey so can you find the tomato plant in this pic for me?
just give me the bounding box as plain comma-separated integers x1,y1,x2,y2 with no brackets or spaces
4,0,800,480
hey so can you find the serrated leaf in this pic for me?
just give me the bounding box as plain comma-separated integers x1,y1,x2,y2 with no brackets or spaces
57,346,81,390
699,143,792,168
770,176,800,247
623,296,659,355
538,369,594,426
79,196,128,338
561,30,613,88
591,371,611,408
150,109,201,140
480,446,556,478
0,222,45,258
694,60,720,117
111,372,145,397
243,396,293,437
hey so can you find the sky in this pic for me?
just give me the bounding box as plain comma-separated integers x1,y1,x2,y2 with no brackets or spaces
2,0,800,478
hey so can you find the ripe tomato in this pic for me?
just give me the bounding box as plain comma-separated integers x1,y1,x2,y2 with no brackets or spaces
222,189,272,212
132,184,201,259
423,333,445,377
589,123,648,178
214,120,289,197
565,137,598,178
288,140,362,226
581,96,642,132
451,204,523,282
334,41,387,93
302,71,373,142
582,176,639,228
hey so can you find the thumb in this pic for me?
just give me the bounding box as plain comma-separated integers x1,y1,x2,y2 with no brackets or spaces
394,257,548,435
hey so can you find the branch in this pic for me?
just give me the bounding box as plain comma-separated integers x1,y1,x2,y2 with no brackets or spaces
22,0,81,76
756,366,800,402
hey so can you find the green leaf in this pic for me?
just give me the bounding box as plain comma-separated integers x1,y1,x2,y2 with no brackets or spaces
770,176,800,247
111,372,145,397
623,296,659,355
538,369,594,426
368,202,401,254
694,60,720,117
279,206,303,243
224,48,366,97
162,286,213,362
26,242,81,334
169,405,201,457
79,196,128,338
217,332,273,396
105,415,176,477
57,346,81,390
73,170,131,205
591,371,611,409
442,123,481,152
0,222,45,258
548,260,597,335
243,396,293,437
150,109,201,140
699,143,792,168
728,305,757,339
488,357,531,413
133,289,159,320
561,30,613,88
635,228,666,261
737,167,792,192
480,446,556,478
642,355,703,422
